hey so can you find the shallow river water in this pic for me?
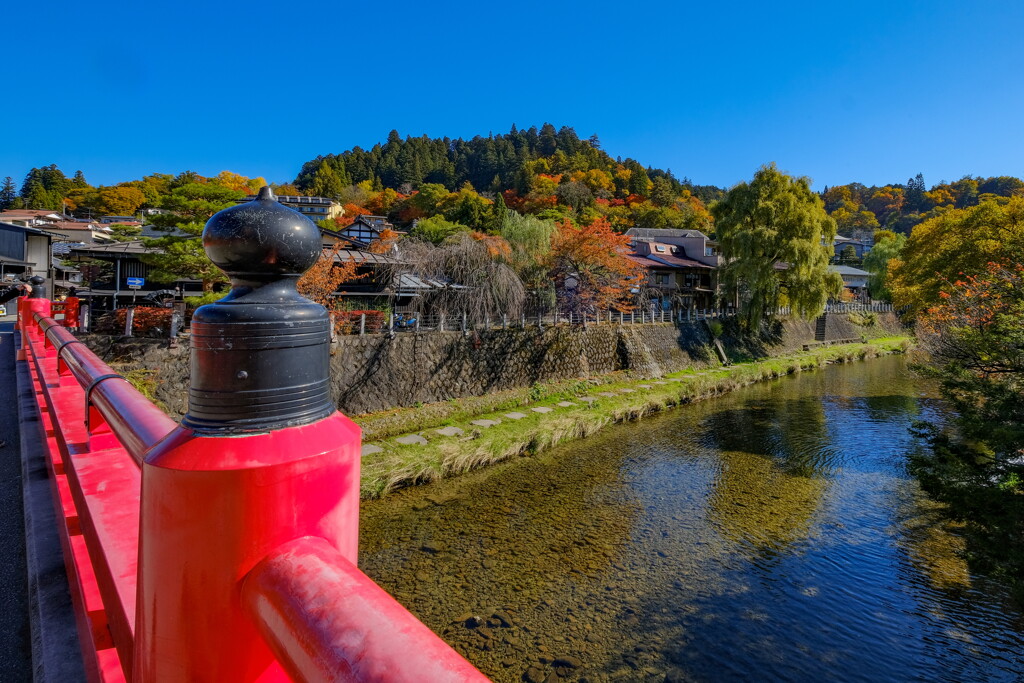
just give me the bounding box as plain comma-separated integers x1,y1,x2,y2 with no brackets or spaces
359,357,1024,682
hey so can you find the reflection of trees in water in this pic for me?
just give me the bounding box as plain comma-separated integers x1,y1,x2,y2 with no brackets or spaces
701,398,832,558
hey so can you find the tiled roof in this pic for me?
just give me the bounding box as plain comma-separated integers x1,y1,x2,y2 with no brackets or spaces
627,253,712,269
829,265,870,276
625,227,708,240
46,220,110,231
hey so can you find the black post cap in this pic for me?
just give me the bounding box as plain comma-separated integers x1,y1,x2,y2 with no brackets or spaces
182,186,335,434
28,275,46,299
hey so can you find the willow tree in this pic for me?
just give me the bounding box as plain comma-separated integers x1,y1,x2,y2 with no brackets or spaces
712,164,841,329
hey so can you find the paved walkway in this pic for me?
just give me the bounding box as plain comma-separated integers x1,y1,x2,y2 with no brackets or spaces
0,322,32,681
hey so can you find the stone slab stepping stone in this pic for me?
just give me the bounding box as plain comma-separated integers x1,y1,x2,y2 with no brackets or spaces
471,419,501,427
504,412,528,420
579,397,598,403
361,444,384,456
435,426,464,437
619,388,636,393
669,378,683,382
531,407,553,414
597,392,616,397
395,434,428,446
637,384,652,389
652,381,668,385
556,401,576,407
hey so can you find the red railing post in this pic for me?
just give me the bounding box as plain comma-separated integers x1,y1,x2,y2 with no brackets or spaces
63,296,81,328
19,277,51,357
133,188,363,682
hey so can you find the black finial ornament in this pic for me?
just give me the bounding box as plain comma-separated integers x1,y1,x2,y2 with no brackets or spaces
183,186,335,434
28,275,46,299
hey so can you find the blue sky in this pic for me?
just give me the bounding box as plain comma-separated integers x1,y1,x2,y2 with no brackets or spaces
5,1,1022,191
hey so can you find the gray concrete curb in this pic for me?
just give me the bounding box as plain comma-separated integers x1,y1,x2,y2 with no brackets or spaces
15,333,87,682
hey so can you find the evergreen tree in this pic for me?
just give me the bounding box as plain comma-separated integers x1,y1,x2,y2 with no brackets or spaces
72,170,90,188
538,123,558,156
309,161,343,199
24,178,53,209
0,176,16,210
906,172,926,212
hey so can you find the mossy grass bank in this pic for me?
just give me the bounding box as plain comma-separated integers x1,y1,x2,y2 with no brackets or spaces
357,337,912,498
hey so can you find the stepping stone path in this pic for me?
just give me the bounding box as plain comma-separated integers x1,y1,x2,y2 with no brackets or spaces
395,434,428,446
619,388,636,394
637,384,652,389
652,381,668,385
471,419,501,427
531,407,553,414
597,392,616,397
361,444,383,456
434,426,464,437
504,412,528,420
556,401,576,407
579,397,598,403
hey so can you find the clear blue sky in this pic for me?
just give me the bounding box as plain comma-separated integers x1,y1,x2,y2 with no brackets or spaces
5,0,1022,191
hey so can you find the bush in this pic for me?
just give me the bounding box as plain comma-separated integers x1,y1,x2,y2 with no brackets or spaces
94,308,173,337
184,291,227,308
848,311,877,326
333,310,385,334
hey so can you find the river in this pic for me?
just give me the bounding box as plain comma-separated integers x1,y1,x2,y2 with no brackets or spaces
359,356,1024,682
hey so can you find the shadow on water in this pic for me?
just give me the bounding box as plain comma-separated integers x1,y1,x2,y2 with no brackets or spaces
359,357,1024,683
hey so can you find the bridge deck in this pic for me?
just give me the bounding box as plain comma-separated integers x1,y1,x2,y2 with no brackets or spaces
0,322,31,680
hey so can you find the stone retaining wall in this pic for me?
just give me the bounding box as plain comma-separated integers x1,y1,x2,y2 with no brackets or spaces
82,312,905,418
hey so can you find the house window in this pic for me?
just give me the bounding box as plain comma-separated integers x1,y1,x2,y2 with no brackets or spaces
655,245,666,253
655,273,669,285
704,246,714,256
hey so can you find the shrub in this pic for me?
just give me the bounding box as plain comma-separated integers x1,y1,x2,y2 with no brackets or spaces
333,310,385,334
94,308,173,337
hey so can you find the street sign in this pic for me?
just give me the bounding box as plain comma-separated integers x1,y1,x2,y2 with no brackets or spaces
127,277,145,290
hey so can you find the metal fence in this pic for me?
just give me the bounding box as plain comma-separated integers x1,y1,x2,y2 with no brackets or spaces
336,307,741,336
336,301,902,336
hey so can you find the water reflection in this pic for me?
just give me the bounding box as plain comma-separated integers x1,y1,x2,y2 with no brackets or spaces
359,357,1024,682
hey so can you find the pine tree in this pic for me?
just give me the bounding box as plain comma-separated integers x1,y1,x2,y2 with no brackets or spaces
27,181,52,209
310,161,343,199
0,176,16,210
72,170,89,188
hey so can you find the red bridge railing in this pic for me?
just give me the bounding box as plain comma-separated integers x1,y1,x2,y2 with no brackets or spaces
15,187,489,682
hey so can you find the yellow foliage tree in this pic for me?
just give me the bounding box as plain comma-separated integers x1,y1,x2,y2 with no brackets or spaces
888,197,1024,314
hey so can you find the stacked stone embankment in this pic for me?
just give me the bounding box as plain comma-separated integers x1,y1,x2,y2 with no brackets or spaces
81,312,905,419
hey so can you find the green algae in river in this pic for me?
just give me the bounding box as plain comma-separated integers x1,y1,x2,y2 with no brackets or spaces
358,357,1024,683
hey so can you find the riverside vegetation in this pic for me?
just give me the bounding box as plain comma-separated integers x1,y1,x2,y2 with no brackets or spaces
357,337,911,498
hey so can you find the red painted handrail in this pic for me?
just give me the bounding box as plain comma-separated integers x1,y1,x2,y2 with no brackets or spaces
36,313,177,466
244,537,489,683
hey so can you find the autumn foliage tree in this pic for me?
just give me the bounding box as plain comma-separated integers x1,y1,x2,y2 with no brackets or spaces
297,243,360,308
910,261,1024,598
888,197,1024,315
547,216,644,314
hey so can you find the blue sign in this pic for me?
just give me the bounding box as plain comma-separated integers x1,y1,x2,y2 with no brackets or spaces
126,277,145,288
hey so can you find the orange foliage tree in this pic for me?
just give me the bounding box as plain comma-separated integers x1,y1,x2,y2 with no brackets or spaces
368,228,400,254
297,244,360,308
547,216,644,313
